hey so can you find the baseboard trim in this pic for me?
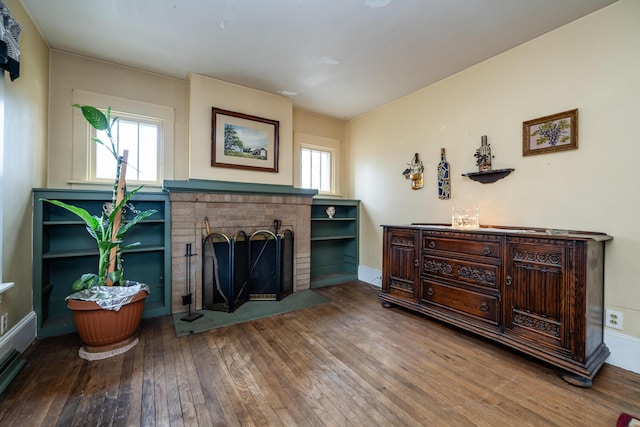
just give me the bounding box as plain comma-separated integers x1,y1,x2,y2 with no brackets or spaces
358,265,381,287
0,311,36,361
604,329,640,374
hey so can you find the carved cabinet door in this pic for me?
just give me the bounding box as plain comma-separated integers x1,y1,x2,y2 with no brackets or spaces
503,238,573,355
382,227,421,302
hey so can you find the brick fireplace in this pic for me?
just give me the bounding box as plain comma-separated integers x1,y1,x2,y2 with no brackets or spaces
164,180,317,313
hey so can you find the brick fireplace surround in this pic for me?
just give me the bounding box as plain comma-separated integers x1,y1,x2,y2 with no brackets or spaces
164,180,317,313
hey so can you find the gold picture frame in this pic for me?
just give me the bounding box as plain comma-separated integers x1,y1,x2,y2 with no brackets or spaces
523,109,578,156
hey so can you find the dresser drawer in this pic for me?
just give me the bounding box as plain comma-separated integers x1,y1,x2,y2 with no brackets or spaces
422,235,501,259
422,255,499,289
421,280,499,323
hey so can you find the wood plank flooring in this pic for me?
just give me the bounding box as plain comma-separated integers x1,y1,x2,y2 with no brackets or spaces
1,281,639,426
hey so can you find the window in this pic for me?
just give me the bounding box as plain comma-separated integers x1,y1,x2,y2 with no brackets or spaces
71,90,174,188
93,115,160,183
300,147,331,192
294,132,341,196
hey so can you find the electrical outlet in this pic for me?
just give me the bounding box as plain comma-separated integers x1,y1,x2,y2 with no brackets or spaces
0,313,7,335
606,309,623,330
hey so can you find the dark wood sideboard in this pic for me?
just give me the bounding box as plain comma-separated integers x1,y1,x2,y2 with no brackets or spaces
380,224,613,387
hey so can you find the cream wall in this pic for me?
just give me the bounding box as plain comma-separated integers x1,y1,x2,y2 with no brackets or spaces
47,51,189,188
187,73,293,185
348,0,640,341
1,0,48,340
47,59,345,188
293,108,347,142
293,108,348,196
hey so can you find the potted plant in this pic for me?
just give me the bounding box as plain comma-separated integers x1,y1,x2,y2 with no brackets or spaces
41,104,157,360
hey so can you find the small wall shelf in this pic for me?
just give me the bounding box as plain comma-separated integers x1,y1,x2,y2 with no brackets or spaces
462,168,514,184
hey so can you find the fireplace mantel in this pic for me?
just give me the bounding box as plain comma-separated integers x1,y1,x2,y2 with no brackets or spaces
163,179,318,197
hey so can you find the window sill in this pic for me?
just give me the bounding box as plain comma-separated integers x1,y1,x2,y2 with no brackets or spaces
67,180,163,191
313,193,344,199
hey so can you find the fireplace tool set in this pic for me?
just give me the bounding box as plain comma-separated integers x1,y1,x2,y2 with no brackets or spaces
181,242,204,322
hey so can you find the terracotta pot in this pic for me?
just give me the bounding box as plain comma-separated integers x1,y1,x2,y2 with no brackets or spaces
67,290,147,355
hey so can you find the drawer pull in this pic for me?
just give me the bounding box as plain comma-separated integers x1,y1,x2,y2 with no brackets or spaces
506,275,512,286
482,247,491,255
414,259,419,267
480,303,489,312
426,287,434,296
428,241,436,249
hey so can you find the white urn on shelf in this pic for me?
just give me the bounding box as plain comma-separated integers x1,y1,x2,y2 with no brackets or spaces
326,206,336,219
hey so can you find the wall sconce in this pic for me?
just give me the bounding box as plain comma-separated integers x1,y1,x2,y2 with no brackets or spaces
402,153,424,190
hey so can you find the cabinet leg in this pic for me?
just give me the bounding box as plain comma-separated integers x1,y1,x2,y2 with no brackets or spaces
381,301,393,308
560,372,592,388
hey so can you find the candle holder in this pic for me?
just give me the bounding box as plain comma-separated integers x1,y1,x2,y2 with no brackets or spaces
452,207,480,230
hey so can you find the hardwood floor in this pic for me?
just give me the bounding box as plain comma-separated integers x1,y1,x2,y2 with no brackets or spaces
1,281,639,426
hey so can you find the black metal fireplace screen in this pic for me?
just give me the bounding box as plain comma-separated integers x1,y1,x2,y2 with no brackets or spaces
202,225,293,313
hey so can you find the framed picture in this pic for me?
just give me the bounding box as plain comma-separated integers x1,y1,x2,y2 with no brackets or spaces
522,109,578,156
211,107,279,172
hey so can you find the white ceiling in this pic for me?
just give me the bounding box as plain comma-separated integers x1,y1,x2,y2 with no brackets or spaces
21,0,616,120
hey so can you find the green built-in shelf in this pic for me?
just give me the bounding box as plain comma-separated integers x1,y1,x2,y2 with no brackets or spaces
32,189,172,338
310,199,359,287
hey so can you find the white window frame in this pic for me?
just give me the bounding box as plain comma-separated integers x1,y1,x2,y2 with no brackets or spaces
90,113,162,185
70,89,174,188
294,132,341,196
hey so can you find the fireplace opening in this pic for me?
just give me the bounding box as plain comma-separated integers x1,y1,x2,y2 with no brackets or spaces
202,225,294,313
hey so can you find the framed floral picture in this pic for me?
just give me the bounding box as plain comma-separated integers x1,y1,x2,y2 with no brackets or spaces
522,109,578,156
211,107,279,172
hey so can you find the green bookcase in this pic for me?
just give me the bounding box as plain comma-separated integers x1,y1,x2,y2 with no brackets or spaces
32,189,171,338
310,199,359,287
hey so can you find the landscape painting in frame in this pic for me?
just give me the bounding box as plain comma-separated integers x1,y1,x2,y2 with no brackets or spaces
211,107,279,172
522,108,578,156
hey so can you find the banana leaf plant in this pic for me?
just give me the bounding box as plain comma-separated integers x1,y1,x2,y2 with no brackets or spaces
41,104,157,292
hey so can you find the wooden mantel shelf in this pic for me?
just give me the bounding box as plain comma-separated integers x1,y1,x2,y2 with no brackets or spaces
462,168,514,184
163,179,318,197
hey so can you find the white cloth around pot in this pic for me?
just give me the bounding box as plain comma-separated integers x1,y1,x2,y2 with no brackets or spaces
65,281,150,311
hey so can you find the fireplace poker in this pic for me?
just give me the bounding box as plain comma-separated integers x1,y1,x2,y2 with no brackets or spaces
181,242,203,322
204,216,211,236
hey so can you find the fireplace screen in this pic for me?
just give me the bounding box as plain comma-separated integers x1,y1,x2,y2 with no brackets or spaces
202,231,249,313
202,227,293,312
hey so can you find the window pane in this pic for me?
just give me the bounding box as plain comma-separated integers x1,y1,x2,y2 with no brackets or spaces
119,120,140,180
320,151,331,191
138,124,158,181
311,150,321,189
95,129,117,179
301,148,311,188
300,147,331,192
93,117,160,183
